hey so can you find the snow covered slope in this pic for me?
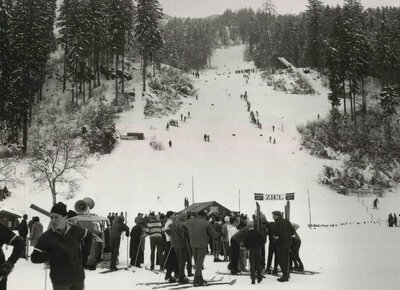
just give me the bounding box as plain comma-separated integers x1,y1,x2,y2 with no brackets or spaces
4,45,400,290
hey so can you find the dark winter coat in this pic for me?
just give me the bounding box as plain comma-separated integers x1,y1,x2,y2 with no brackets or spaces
110,217,129,240
212,222,222,240
170,212,188,249
17,219,28,238
130,223,143,259
243,228,263,250
183,216,216,248
0,223,25,266
232,225,252,243
274,217,295,248
31,224,92,286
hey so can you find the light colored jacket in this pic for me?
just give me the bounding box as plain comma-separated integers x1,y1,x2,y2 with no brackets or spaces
30,221,43,246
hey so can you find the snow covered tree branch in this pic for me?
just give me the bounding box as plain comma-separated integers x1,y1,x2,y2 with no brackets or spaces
28,123,89,205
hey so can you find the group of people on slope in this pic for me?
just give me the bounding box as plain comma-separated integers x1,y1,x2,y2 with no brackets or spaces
388,212,399,227
114,209,304,286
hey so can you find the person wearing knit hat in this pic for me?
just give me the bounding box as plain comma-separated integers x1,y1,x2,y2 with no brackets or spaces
31,202,93,290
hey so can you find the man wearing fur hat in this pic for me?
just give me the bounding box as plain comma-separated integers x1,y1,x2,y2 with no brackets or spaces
31,202,93,290
271,210,295,283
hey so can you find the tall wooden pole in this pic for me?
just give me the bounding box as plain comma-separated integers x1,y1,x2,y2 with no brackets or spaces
192,176,194,204
307,188,312,228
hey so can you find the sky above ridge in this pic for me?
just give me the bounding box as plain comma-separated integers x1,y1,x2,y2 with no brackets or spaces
159,0,400,18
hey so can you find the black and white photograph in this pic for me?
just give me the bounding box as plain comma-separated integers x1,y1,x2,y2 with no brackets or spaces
1,0,400,289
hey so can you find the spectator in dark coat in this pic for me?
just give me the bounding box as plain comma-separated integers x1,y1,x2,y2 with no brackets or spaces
243,221,263,284
170,212,190,284
0,223,25,290
183,210,217,286
290,223,304,272
272,210,295,282
388,213,394,227
146,213,164,270
110,215,129,271
130,217,145,267
212,216,223,262
17,214,28,259
31,202,92,290
266,221,278,274
231,220,252,274
30,217,44,247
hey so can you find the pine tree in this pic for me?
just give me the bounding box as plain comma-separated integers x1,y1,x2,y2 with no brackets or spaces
0,0,13,121
305,0,324,69
135,0,163,92
380,87,400,144
11,0,57,153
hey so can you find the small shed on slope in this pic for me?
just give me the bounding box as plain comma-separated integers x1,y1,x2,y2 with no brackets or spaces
184,201,232,216
0,209,21,230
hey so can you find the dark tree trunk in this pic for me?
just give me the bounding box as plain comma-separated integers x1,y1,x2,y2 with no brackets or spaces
22,107,28,154
342,80,347,117
63,40,68,93
97,50,100,87
115,52,119,103
349,79,353,122
142,53,147,92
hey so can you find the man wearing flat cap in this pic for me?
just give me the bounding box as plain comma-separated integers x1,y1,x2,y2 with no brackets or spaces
31,202,93,290
272,210,295,282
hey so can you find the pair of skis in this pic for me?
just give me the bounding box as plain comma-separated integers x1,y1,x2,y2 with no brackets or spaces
98,266,135,274
168,279,236,290
137,276,237,289
216,270,320,276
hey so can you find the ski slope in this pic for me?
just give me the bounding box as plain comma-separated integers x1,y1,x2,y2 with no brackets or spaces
4,45,400,290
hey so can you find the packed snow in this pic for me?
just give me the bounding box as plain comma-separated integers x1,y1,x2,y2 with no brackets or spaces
3,45,400,290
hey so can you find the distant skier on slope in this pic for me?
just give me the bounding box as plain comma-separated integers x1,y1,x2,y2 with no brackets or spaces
373,198,379,209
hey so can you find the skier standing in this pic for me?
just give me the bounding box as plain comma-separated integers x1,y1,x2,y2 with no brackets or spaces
31,202,93,290
170,212,190,284
110,215,129,271
183,210,217,286
17,214,28,259
243,221,263,284
146,213,164,270
130,217,145,267
290,223,304,272
163,211,178,282
272,210,295,282
30,217,43,247
373,198,379,209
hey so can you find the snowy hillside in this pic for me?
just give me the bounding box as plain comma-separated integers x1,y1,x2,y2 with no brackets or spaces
3,45,400,290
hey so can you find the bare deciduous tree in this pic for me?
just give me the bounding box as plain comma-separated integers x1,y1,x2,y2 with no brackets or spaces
29,124,89,205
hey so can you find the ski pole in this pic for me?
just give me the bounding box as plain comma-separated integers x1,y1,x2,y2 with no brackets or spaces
158,245,172,283
222,241,231,282
44,263,48,290
134,238,142,267
127,235,130,268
